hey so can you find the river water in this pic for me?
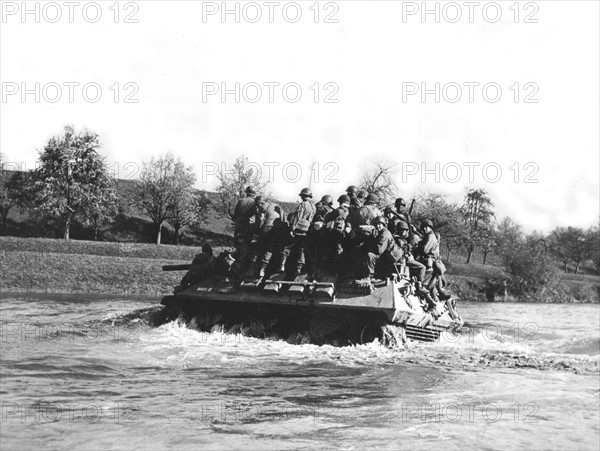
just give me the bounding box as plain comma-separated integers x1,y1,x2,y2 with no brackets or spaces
1,294,598,450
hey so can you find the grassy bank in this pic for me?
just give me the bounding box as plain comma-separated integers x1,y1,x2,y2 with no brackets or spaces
1,237,598,301
0,237,226,295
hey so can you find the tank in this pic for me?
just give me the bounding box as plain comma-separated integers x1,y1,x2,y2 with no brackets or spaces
160,262,463,346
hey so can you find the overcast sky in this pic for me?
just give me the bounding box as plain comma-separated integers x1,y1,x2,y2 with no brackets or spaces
1,0,598,232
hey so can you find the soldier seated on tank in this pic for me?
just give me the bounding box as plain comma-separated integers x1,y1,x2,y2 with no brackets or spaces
231,233,254,278
324,195,350,225
323,215,355,276
180,243,215,287
414,220,451,301
393,220,427,283
349,193,382,230
213,250,238,279
359,216,402,281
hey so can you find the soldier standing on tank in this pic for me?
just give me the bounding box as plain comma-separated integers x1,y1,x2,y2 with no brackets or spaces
280,188,316,275
305,213,326,276
254,196,284,281
316,195,334,219
233,186,257,239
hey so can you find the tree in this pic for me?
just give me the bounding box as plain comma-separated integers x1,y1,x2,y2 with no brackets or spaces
504,232,558,296
167,190,210,245
413,192,465,262
477,225,496,265
134,152,197,244
215,155,268,227
461,188,495,263
82,183,118,241
549,227,588,273
588,224,600,274
0,156,29,235
359,160,398,206
495,217,523,268
32,126,114,240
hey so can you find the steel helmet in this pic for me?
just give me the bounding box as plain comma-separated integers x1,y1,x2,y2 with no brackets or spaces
245,186,256,196
421,219,434,229
254,195,265,206
395,197,406,208
346,185,358,195
373,216,387,226
299,188,313,198
337,194,351,204
365,193,379,205
396,220,409,230
320,195,333,205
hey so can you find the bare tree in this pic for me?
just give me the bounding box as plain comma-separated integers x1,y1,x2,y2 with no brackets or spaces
359,160,398,205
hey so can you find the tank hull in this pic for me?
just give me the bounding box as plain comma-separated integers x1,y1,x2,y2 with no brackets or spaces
160,276,462,345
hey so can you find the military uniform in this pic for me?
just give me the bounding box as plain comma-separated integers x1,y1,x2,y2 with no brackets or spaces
363,225,402,277
256,201,284,277
396,233,426,281
233,196,256,237
281,190,316,274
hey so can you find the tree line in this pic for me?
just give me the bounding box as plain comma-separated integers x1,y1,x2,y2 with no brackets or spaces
1,126,599,287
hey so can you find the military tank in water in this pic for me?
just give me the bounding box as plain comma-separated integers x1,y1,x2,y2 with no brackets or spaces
160,256,463,346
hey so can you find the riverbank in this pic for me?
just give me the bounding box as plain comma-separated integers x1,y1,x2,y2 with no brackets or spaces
1,237,598,301
0,237,226,295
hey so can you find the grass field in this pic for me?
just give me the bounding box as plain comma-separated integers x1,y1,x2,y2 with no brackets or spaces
0,237,227,295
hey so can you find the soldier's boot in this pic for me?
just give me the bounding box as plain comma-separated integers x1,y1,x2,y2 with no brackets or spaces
438,289,452,301
257,264,267,283
294,263,304,277
423,292,438,313
278,256,287,273
415,281,430,297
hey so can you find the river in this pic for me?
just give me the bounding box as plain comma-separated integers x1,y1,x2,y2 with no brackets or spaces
1,294,598,450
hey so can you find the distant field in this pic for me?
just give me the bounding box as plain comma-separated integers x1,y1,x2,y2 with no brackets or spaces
0,236,228,261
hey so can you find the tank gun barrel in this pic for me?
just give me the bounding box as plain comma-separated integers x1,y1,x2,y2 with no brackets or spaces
162,264,192,271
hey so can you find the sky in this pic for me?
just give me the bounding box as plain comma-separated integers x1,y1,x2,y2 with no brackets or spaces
1,0,598,232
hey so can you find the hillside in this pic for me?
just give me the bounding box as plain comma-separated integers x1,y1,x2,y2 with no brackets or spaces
1,170,297,245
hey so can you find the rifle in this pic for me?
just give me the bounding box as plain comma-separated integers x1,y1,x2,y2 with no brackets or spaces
405,199,421,238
